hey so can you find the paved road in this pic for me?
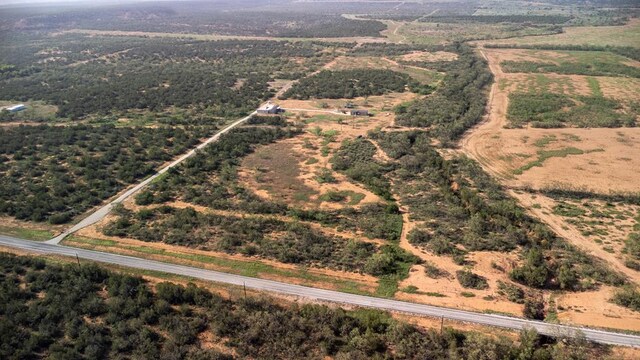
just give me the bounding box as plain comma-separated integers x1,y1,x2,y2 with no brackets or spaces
46,111,257,245
2,235,639,348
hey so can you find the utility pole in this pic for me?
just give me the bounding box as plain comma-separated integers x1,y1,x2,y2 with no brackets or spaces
75,253,81,271
243,282,247,299
440,316,444,334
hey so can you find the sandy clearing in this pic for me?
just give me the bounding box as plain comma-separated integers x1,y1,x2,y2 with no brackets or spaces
399,50,458,62
394,200,524,315
463,49,640,194
556,286,640,332
599,77,640,101
239,133,383,211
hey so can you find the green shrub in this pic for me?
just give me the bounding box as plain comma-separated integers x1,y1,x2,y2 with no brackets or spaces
456,270,489,290
523,296,545,320
510,247,550,288
612,286,640,312
497,281,525,304
424,263,448,279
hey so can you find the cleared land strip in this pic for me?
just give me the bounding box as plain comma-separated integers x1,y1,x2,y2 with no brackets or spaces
45,111,257,245
2,234,640,348
54,29,388,44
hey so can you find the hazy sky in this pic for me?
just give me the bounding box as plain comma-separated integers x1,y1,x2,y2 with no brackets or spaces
0,0,157,5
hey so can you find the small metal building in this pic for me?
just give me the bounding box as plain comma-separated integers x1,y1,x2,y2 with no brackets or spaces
257,103,282,115
6,104,26,113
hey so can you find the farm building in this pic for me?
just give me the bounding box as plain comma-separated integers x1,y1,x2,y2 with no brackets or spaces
349,109,369,116
257,103,283,115
5,104,26,113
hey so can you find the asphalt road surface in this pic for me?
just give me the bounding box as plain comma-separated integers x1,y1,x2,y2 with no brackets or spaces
46,111,257,245
2,235,639,348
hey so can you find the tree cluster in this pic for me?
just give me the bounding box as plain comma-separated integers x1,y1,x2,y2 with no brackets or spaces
0,36,339,119
281,69,413,100
394,44,493,145
0,252,602,359
0,124,208,223
9,3,387,38
370,130,625,290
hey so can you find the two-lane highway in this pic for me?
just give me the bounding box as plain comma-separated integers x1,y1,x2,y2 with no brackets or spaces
2,234,639,348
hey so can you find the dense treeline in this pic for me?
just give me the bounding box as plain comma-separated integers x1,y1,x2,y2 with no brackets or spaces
507,93,637,128
0,35,332,76
501,60,640,78
281,69,412,100
0,124,212,223
0,37,338,118
0,252,605,359
537,187,640,206
394,44,493,145
104,205,393,274
422,15,572,24
370,130,625,290
7,3,387,38
485,44,640,62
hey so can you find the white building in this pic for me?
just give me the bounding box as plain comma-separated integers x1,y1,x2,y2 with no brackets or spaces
5,104,26,113
257,103,282,115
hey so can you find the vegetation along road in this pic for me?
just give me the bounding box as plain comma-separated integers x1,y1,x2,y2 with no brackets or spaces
2,234,640,348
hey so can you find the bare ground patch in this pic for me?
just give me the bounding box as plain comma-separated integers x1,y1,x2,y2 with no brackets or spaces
399,51,458,62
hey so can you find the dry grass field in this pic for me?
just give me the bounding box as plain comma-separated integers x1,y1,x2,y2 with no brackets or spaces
484,18,640,48
464,48,640,193
458,40,640,330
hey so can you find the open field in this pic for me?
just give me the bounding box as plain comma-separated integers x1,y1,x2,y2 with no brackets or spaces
460,42,640,327
386,21,561,45
324,55,444,85
465,48,640,193
483,18,640,48
240,133,382,210
55,29,390,44
496,49,640,78
0,100,58,123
